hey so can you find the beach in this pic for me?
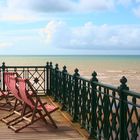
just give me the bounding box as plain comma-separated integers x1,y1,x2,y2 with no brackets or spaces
0,55,140,92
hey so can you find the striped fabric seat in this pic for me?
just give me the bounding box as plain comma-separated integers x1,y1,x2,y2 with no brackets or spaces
7,77,59,132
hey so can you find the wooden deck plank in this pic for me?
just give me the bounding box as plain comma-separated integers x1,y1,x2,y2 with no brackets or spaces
0,97,87,140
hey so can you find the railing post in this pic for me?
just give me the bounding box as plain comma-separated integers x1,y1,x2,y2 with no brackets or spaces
81,80,86,128
89,71,98,139
118,76,129,140
72,68,80,122
103,87,110,139
54,64,59,101
61,66,67,111
46,62,49,95
49,62,53,96
2,62,5,91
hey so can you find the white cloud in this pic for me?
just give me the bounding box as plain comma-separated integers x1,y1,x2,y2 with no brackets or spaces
78,0,114,12
0,8,28,22
6,0,114,13
7,0,75,11
131,0,140,17
0,28,42,52
0,12,38,22
133,6,140,17
117,0,133,6
1,0,140,22
42,21,72,47
117,0,140,18
0,0,47,22
0,41,13,48
43,20,140,50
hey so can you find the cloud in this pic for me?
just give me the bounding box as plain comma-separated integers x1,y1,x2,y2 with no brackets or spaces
117,0,140,18
1,0,140,22
0,0,76,22
0,28,42,53
0,0,47,22
78,0,114,12
129,0,140,17
42,21,72,47
117,0,133,6
0,13,37,22
0,41,13,48
1,0,140,23
7,0,75,12
133,5,140,17
6,0,114,13
131,0,140,17
0,4,45,22
43,20,140,50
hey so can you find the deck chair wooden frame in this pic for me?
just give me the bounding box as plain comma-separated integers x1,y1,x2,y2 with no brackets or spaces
0,72,17,110
0,88,10,110
1,76,32,125
1,75,23,124
8,78,59,132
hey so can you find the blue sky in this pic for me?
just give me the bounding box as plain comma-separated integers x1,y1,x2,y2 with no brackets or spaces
0,0,140,55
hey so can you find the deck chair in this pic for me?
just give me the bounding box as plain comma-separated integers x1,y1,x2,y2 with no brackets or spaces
4,72,18,100
1,76,32,124
0,72,17,110
1,76,23,124
8,78,59,132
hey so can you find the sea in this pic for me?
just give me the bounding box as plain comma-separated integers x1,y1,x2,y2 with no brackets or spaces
0,55,140,92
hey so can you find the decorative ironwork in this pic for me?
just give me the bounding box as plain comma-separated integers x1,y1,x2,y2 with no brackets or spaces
49,64,140,140
111,113,117,131
0,62,140,140
0,63,47,95
130,123,138,140
34,77,39,84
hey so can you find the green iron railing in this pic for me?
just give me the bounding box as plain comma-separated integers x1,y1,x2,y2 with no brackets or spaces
0,62,140,139
0,62,49,95
49,63,140,140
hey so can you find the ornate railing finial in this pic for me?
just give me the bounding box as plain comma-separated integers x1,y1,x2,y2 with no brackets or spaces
50,62,53,68
119,76,129,90
2,62,5,69
91,71,98,82
62,66,67,73
73,68,80,78
55,64,59,70
46,61,49,65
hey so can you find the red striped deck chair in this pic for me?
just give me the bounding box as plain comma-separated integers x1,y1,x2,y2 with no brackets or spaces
1,76,23,124
9,78,59,132
0,72,17,110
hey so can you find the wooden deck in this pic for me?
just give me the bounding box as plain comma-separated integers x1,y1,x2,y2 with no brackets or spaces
0,97,88,140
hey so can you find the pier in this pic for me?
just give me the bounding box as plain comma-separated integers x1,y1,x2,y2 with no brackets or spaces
0,62,140,140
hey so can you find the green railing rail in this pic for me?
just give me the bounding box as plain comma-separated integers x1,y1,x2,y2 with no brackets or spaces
49,63,140,140
0,62,140,139
0,62,48,95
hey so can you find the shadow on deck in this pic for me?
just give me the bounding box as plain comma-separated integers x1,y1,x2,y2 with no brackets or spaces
0,96,87,140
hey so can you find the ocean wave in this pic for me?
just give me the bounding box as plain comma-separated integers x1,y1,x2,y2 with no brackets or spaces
107,70,140,74
107,70,123,73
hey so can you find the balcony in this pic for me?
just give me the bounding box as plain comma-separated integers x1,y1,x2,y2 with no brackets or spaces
0,62,140,140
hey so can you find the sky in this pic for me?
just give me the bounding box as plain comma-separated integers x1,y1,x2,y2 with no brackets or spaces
0,0,140,55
